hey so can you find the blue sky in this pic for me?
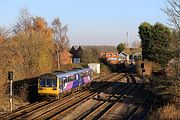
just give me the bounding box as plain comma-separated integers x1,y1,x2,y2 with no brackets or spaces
0,0,168,46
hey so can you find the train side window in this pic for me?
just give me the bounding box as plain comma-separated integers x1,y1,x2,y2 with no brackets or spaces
69,76,71,82
61,78,65,85
59,79,62,87
67,77,70,82
68,76,71,82
81,72,85,77
65,78,68,83
75,74,79,80
84,72,88,77
70,75,75,81
90,71,93,78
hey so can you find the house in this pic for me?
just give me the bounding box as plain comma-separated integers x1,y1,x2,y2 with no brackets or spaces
70,46,83,63
119,52,129,62
80,45,119,64
129,52,142,60
100,52,119,64
53,49,72,69
59,50,72,65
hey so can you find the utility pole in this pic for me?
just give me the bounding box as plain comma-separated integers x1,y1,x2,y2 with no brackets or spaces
126,31,129,48
55,42,60,70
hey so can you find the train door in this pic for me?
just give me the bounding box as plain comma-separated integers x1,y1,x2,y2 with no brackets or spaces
59,77,66,92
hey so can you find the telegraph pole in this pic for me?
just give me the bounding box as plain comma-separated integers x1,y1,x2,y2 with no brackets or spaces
55,42,60,70
126,31,129,48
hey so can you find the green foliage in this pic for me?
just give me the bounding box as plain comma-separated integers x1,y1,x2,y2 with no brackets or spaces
138,22,173,67
138,22,153,61
116,43,125,53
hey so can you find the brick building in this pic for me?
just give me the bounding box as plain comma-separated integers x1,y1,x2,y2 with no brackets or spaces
59,50,72,65
54,49,72,70
100,52,119,64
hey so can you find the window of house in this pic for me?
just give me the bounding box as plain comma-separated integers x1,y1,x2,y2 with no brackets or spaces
114,54,117,57
108,54,112,57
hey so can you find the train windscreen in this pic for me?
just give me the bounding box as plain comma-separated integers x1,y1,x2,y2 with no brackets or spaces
39,79,57,87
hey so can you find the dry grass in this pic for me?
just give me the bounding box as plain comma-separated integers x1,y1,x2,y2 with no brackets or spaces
149,104,180,120
100,64,111,76
0,83,29,113
0,95,28,113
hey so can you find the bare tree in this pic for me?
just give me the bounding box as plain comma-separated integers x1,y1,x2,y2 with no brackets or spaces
52,17,69,52
0,27,10,43
131,40,141,48
52,18,69,69
13,8,33,33
162,0,180,31
162,0,180,78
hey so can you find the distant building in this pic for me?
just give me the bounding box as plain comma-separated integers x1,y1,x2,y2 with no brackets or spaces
100,52,119,64
129,52,142,61
53,48,72,69
70,46,83,63
119,52,129,62
59,50,72,65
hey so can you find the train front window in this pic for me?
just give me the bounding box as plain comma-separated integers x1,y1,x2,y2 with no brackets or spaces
46,79,51,87
52,80,57,87
39,79,57,87
40,79,45,87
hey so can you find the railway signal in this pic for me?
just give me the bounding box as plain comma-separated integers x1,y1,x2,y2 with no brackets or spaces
8,71,13,112
141,63,145,80
8,71,13,80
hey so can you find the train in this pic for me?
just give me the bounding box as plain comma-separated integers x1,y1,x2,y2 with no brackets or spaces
38,67,93,99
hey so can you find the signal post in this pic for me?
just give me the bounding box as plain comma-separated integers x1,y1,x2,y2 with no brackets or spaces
8,71,13,112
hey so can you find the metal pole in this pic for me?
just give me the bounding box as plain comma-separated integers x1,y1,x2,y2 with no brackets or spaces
57,52,60,70
142,68,144,80
10,80,13,112
55,42,60,70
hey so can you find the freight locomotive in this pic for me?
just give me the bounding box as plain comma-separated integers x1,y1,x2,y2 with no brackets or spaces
38,67,93,99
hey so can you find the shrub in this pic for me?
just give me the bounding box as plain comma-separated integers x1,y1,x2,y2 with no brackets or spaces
150,104,180,120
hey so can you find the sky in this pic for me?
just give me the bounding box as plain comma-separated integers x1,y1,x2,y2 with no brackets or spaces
0,0,168,46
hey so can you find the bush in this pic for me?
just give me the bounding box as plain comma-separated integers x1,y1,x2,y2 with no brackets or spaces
149,104,180,120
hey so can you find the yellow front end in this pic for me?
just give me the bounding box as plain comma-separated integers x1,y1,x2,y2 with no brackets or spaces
38,74,59,97
38,87,59,97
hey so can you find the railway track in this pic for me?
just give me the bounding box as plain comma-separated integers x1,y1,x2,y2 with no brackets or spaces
50,77,129,120
28,74,126,120
127,90,155,120
77,84,137,120
0,73,126,119
96,84,155,120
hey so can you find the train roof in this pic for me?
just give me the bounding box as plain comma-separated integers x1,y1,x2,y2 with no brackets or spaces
54,70,77,78
39,67,92,79
73,67,92,73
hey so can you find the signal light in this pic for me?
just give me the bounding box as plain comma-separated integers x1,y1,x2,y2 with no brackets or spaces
8,71,13,80
141,63,144,68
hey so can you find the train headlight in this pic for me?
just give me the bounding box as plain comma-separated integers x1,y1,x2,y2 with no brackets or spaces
38,88,44,90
